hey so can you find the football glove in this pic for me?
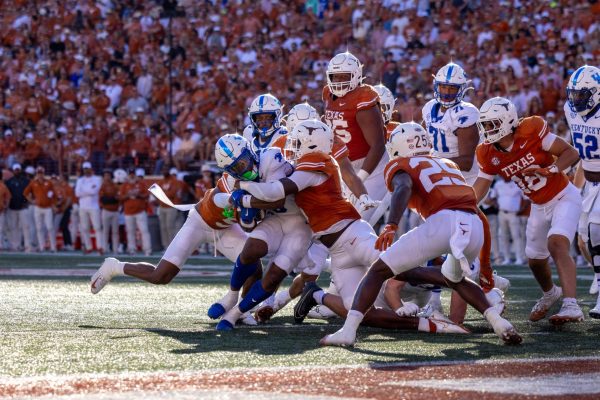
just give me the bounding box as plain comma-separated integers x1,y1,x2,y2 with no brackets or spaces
357,194,379,214
239,206,260,225
375,223,398,251
230,189,248,209
395,301,420,317
521,165,558,177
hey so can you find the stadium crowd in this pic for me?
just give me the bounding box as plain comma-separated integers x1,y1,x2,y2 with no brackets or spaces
0,0,599,256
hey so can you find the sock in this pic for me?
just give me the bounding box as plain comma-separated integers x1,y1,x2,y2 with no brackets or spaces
274,289,291,308
343,309,364,331
595,272,600,285
483,306,501,325
543,285,557,296
429,288,441,303
418,317,432,332
230,256,259,291
222,290,239,308
563,297,577,305
238,280,273,313
313,290,325,305
115,261,125,275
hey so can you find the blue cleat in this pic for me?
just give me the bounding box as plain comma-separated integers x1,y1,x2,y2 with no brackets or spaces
216,319,234,331
207,303,226,319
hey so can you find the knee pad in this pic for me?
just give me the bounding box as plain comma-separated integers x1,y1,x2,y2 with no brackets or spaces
588,223,600,271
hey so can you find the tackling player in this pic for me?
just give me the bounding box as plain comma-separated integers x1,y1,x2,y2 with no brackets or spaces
319,122,521,346
473,97,583,325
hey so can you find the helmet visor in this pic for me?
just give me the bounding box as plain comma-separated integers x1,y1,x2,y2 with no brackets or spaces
567,88,594,113
251,112,277,136
224,148,258,180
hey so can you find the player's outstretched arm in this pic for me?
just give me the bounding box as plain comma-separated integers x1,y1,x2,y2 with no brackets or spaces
453,125,479,172
472,176,493,203
338,155,368,198
356,106,386,176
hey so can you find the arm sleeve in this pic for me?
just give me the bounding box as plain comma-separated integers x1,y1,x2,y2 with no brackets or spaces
541,133,557,151
477,170,495,181
240,180,286,202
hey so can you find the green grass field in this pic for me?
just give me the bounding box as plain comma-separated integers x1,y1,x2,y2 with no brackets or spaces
1,254,599,378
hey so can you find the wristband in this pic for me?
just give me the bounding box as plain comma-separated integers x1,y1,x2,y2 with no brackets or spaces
242,195,253,208
548,164,559,174
357,169,369,182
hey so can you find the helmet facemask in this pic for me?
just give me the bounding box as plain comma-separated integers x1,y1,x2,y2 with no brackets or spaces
433,81,464,107
223,147,259,181
567,87,597,114
477,117,508,144
251,111,279,139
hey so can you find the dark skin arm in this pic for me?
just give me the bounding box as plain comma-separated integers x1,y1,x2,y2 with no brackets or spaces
233,178,299,209
386,172,413,226
338,155,368,198
450,125,479,172
356,105,386,174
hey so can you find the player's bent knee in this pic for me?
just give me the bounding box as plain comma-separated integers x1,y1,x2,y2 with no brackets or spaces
240,239,268,264
370,259,394,280
153,260,180,284
547,234,570,256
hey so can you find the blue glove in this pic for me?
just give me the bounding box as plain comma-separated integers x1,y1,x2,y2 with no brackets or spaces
239,206,259,225
230,189,248,209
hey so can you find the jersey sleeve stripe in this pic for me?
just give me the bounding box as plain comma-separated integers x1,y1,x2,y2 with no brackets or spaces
357,99,377,108
296,162,326,169
333,147,348,158
538,120,548,138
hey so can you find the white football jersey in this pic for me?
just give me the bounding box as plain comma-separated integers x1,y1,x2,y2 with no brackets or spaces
422,99,480,184
257,147,301,218
243,125,288,155
564,102,600,172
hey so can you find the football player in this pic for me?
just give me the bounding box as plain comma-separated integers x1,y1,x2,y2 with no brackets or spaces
90,135,249,296
564,65,600,318
323,52,387,222
236,120,473,335
319,122,521,347
474,97,583,325
422,62,500,323
243,94,287,153
211,134,314,330
373,84,398,140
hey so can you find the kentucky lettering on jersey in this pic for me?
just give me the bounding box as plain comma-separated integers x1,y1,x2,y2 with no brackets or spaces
564,102,600,172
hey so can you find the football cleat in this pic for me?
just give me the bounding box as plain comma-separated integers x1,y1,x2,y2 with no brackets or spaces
207,291,239,320
493,272,511,293
215,320,235,331
589,296,600,319
308,305,338,320
293,282,321,324
319,328,356,347
90,257,121,294
590,278,598,295
428,318,470,334
549,302,584,325
239,312,258,326
529,286,562,322
485,288,506,315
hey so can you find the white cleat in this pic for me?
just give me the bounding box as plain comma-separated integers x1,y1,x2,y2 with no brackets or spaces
529,286,562,322
590,279,599,295
589,296,600,319
239,312,258,326
491,317,522,345
549,302,584,325
486,288,506,315
308,305,338,320
90,257,120,294
429,318,470,334
493,273,511,293
319,328,356,347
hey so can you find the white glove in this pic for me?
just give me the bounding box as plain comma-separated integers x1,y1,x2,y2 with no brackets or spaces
357,194,379,213
395,301,420,317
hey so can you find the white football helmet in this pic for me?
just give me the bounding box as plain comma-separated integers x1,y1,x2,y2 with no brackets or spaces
477,97,519,144
286,120,333,161
326,52,363,97
113,168,127,184
373,84,395,124
215,134,259,181
433,62,470,107
284,103,320,133
386,122,431,159
248,94,283,139
566,65,600,116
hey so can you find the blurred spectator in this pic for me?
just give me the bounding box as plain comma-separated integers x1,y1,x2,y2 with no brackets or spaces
75,161,103,254
195,165,215,201
156,167,189,248
23,166,56,252
120,168,151,256
480,181,501,265
52,174,74,251
5,164,32,252
99,169,120,254
0,173,11,250
494,177,525,265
